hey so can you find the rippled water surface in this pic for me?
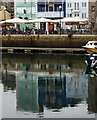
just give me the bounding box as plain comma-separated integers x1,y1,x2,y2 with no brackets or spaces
1,53,97,118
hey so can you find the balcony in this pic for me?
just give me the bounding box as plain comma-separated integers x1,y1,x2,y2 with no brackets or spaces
37,11,64,18
73,10,80,13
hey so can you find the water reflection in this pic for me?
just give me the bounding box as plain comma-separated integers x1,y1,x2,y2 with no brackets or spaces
86,66,97,114
1,53,96,118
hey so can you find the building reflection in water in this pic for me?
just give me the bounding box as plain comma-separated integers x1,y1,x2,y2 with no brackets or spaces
2,64,87,115
2,60,88,116
16,74,38,113
38,76,66,113
86,66,97,114
2,64,16,91
85,65,97,119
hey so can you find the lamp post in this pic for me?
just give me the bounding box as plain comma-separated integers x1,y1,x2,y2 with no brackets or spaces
59,5,62,35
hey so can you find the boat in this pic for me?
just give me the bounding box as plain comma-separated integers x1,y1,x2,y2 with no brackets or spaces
85,54,97,66
85,54,97,77
85,65,97,77
82,41,97,54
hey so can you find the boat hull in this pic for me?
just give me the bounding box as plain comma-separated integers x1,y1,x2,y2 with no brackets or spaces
85,54,97,65
82,41,97,54
84,48,97,54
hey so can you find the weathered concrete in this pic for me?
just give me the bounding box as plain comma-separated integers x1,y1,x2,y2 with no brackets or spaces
0,47,85,54
0,34,96,48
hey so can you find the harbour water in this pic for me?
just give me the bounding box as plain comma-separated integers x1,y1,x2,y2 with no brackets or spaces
1,53,97,118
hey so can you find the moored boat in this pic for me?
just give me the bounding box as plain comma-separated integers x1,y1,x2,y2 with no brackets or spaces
82,41,97,54
85,54,97,67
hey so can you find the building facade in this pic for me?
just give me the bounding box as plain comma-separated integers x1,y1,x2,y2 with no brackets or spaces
94,1,97,33
66,0,89,19
15,0,36,20
36,0,66,34
0,0,14,19
14,0,36,30
0,5,11,20
88,1,96,29
36,0,66,19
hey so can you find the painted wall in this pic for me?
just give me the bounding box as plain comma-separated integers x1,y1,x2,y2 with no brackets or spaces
37,0,66,18
14,0,36,30
66,0,89,19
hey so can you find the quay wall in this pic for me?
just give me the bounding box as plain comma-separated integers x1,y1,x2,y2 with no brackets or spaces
1,35,96,48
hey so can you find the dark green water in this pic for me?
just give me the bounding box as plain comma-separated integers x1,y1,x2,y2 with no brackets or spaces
1,53,97,118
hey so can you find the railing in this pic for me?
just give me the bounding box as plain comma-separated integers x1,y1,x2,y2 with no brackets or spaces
37,11,64,18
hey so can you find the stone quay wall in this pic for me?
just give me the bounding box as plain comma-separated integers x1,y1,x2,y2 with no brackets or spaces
1,35,96,48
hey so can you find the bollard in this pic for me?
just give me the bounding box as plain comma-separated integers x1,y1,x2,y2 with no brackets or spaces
68,32,73,38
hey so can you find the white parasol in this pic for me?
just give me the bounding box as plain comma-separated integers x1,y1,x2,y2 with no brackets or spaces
0,18,27,24
26,17,54,23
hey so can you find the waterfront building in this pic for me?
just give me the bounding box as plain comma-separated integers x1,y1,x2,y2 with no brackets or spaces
88,1,95,29
36,0,66,33
88,76,97,114
0,0,14,19
36,0,66,19
66,0,88,19
65,0,89,30
0,5,11,20
2,68,87,113
94,1,97,33
15,0,36,20
66,73,88,99
16,72,39,113
86,1,97,32
14,0,36,30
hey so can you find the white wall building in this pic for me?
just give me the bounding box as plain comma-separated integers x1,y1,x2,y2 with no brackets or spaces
66,0,89,19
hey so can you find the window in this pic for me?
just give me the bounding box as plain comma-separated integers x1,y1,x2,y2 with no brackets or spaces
24,9,26,14
67,14,70,17
24,0,26,4
67,3,69,8
41,7,45,12
85,2,86,7
49,4,53,11
75,2,79,10
77,3,79,10
82,13,86,18
82,2,86,7
18,16,23,19
85,13,86,18
67,3,71,8
82,13,83,18
74,14,79,17
24,17,28,20
91,6,95,12
70,3,71,8
94,43,97,45
38,5,45,12
74,2,76,10
56,6,59,11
